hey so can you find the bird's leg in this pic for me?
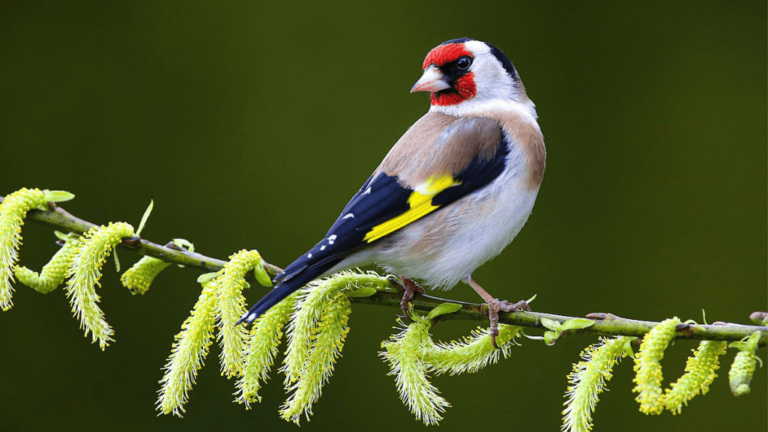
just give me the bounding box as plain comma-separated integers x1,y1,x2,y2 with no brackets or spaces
462,275,530,348
396,276,425,318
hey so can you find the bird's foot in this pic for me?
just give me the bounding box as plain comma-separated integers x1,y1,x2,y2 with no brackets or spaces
486,298,531,349
395,276,425,318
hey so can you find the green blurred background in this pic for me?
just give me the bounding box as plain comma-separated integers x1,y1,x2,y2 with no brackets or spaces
1,1,765,431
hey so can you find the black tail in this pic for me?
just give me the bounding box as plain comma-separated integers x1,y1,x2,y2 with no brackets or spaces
238,257,340,325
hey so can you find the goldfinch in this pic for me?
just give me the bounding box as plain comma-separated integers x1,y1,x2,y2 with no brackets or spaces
241,38,546,344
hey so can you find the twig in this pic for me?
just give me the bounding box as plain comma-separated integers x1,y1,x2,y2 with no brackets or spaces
3,195,765,346
5,197,282,276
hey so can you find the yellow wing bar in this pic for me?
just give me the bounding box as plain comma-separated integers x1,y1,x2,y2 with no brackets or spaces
363,175,460,243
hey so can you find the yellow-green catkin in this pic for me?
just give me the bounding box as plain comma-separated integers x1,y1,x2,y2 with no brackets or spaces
157,279,218,417
282,270,390,385
214,250,262,378
15,232,79,294
281,289,352,424
380,316,449,426
282,282,329,386
427,324,520,375
562,337,634,432
121,256,171,295
665,340,727,413
65,222,135,350
380,310,522,425
729,331,761,397
729,352,757,397
633,317,681,415
237,293,296,408
0,188,48,310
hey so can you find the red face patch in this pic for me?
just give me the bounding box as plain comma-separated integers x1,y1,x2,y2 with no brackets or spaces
422,42,477,106
423,43,473,69
430,73,477,106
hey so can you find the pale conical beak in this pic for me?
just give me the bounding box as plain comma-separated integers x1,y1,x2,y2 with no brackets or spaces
410,66,451,93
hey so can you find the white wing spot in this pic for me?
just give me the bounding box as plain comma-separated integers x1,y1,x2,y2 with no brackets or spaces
343,213,354,220
307,253,313,258
363,187,372,195
328,234,337,245
320,245,326,251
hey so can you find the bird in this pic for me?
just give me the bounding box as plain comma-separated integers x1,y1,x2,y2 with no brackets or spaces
240,37,546,346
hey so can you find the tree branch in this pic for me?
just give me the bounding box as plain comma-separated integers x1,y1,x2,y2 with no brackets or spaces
4,195,765,346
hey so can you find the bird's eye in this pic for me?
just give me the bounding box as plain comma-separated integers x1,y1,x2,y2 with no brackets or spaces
456,56,472,70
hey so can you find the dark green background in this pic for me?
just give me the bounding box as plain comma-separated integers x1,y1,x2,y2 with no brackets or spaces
1,1,765,431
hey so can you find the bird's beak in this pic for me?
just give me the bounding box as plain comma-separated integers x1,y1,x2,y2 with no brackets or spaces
410,66,451,93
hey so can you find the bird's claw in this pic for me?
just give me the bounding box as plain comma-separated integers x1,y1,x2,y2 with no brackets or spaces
397,277,425,319
486,298,530,349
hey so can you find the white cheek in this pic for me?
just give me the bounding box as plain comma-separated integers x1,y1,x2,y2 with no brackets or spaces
471,59,514,100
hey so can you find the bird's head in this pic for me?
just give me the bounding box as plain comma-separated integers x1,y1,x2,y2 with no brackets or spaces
412,38,536,119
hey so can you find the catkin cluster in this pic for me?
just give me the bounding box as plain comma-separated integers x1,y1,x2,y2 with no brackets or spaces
562,317,763,432
158,249,273,416
279,271,389,424
158,268,384,420
381,308,521,425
